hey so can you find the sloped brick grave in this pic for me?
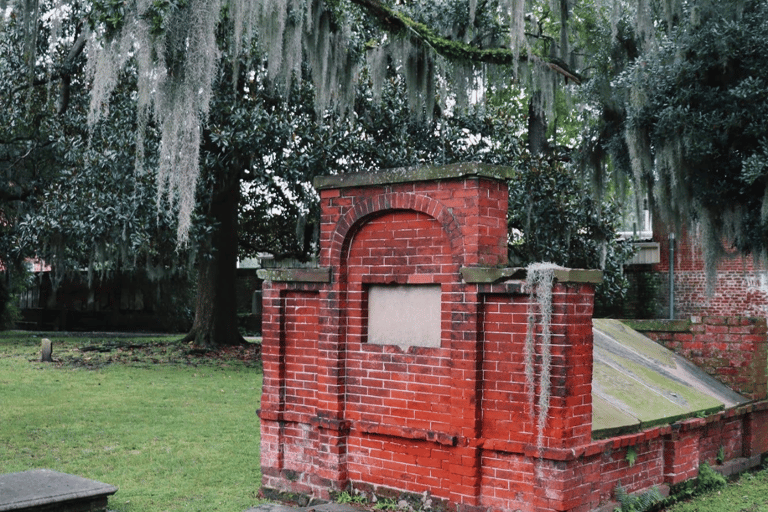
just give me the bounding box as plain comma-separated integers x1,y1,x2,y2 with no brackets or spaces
256,163,768,512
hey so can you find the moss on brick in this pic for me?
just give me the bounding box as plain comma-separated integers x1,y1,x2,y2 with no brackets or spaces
623,319,692,333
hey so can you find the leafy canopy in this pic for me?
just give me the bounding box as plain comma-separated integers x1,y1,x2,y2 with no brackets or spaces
619,0,768,268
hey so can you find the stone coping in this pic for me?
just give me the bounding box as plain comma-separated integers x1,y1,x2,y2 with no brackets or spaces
257,268,331,283
621,319,692,332
313,162,514,190
256,266,602,284
461,266,603,284
0,469,118,511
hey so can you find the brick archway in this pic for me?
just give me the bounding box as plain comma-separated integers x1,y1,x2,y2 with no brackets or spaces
327,192,464,269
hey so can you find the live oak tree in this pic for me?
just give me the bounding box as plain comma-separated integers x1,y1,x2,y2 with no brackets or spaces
9,0,765,245
71,0,599,244
615,0,768,280
7,0,764,341
0,0,633,344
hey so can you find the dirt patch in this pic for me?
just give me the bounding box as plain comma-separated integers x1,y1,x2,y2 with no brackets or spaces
36,338,261,370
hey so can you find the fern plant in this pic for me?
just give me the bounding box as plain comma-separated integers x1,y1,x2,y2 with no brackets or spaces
614,485,662,512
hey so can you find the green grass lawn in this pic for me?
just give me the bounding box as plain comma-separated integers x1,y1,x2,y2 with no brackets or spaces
661,465,768,512
2,331,767,512
0,332,263,512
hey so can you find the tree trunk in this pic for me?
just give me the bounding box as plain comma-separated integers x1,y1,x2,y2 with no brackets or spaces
181,172,245,349
528,92,549,157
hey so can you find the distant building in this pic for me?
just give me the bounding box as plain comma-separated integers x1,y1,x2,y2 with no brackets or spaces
622,207,768,320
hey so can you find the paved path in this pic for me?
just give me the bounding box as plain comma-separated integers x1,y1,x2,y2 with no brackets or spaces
245,503,366,512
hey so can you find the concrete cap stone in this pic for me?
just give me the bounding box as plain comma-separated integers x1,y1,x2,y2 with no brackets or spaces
256,267,332,283
0,469,118,511
313,162,514,190
461,266,603,284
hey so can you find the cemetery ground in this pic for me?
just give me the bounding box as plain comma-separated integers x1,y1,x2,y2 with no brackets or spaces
1,331,768,512
0,331,262,511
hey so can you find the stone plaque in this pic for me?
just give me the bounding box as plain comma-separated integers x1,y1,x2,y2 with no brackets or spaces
367,284,441,349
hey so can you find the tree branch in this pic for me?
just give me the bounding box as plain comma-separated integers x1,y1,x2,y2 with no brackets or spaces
350,0,583,85
10,29,87,101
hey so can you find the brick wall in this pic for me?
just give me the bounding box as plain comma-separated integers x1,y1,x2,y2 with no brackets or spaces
633,317,768,401
257,164,768,512
648,225,768,319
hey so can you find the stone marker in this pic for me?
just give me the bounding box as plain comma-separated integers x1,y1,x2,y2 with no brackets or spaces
0,469,118,512
40,338,52,363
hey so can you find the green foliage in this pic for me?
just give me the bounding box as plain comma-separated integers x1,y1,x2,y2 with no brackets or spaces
3,0,634,340
665,461,728,507
374,497,401,511
142,0,191,36
625,446,638,467
0,3,202,333
696,462,727,492
620,0,768,258
716,445,725,465
375,1,518,65
628,271,662,320
0,276,13,330
89,0,128,37
335,490,368,505
613,485,662,512
0,264,32,330
508,156,635,310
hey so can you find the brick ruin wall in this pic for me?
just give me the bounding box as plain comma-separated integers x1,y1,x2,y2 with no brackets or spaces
257,166,768,512
644,225,768,319
633,317,768,402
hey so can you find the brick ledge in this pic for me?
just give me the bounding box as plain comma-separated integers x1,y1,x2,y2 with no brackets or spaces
461,266,603,284
257,268,331,283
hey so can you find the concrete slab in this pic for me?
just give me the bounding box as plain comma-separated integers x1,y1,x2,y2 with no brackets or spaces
591,394,640,437
0,469,117,512
591,319,749,438
245,503,366,512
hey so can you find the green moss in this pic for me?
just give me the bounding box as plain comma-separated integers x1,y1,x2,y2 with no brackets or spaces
366,0,521,66
622,319,692,333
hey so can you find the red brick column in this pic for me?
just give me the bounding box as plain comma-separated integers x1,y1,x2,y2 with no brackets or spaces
447,285,484,508
743,408,768,458
259,164,606,511
258,278,329,496
474,271,600,512
312,165,511,506
542,282,595,449
663,428,701,485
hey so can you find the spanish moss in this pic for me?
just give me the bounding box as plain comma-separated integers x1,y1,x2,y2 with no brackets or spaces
526,262,562,453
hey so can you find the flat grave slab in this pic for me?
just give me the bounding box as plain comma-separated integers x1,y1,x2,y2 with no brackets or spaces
0,469,117,512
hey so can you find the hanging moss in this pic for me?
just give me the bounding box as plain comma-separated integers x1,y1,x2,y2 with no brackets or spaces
525,262,563,453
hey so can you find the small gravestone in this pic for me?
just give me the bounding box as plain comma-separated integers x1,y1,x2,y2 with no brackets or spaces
40,338,53,363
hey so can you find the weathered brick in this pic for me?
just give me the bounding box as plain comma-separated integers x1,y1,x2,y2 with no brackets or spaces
261,167,768,512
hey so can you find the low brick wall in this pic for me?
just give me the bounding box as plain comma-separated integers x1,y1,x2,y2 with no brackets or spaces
628,317,768,401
